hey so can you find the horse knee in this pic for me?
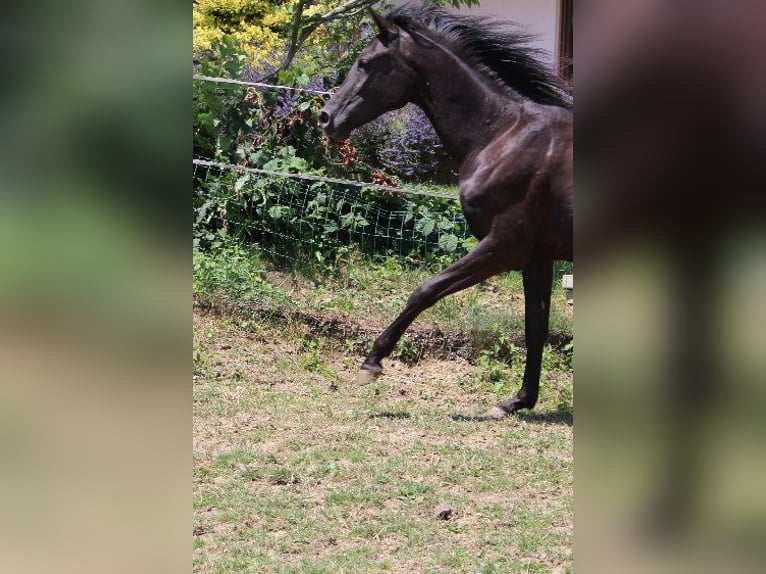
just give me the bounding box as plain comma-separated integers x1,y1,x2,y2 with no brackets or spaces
406,280,437,309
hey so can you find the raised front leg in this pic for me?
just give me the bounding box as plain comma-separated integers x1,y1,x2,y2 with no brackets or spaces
357,237,520,385
491,258,553,414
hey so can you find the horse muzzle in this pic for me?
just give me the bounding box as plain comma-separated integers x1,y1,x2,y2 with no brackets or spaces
317,110,331,129
318,112,345,141
317,108,351,141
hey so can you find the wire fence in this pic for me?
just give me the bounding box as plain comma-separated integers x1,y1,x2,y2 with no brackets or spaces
193,158,473,267
192,158,458,199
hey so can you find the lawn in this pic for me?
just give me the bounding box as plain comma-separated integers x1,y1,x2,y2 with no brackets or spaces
193,259,572,573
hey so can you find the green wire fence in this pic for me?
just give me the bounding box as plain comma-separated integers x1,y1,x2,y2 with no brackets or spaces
193,159,474,268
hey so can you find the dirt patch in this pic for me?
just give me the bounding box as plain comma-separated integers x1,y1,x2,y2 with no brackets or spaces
193,298,572,364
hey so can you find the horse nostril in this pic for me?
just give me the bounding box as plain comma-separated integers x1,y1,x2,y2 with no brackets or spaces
318,111,330,127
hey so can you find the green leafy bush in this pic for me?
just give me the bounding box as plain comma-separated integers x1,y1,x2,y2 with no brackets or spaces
193,232,286,304
194,160,471,270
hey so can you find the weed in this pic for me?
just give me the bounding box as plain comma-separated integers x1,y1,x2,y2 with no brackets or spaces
396,481,434,500
193,232,288,306
193,343,217,377
392,335,421,364
193,343,204,375
298,337,322,372
343,337,370,355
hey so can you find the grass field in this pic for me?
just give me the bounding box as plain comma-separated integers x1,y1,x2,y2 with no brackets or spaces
193,256,573,573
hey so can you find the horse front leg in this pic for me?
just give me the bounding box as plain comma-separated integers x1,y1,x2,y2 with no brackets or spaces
491,258,553,415
357,238,513,385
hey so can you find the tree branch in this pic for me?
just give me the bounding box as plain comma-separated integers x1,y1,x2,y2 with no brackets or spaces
309,0,378,25
258,0,381,82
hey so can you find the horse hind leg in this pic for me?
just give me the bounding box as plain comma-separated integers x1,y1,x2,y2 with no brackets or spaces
357,237,519,385
489,258,553,416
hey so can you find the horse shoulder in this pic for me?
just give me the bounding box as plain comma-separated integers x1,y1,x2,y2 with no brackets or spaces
460,122,551,201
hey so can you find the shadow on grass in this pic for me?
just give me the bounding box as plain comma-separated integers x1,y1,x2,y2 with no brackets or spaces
517,404,573,426
449,413,504,423
450,402,572,426
368,411,412,420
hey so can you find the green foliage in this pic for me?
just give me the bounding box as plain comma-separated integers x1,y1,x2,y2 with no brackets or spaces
193,40,471,270
194,157,471,270
392,335,421,364
193,343,212,376
554,260,573,282
193,1,481,69
298,337,323,372
474,339,570,399
194,1,487,172
474,329,523,396
193,0,289,62
193,37,250,161
192,232,286,304
194,39,331,169
558,339,574,371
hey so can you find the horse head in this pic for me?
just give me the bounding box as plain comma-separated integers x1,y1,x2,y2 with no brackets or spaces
318,9,422,141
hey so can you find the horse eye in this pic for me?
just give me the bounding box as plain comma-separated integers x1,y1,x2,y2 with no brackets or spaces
358,59,370,69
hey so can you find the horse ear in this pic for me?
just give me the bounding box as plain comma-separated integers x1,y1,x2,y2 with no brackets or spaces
367,7,400,43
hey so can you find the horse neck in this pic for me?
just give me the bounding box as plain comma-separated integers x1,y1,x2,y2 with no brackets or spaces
409,41,523,166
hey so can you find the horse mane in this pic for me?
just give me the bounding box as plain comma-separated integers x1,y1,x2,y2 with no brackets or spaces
385,3,573,109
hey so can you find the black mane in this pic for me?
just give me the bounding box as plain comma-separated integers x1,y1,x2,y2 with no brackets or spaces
386,3,572,109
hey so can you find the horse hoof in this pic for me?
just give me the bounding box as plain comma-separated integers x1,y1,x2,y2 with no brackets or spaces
484,406,509,419
355,368,382,386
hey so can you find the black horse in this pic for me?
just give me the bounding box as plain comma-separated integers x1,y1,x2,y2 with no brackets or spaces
319,4,572,416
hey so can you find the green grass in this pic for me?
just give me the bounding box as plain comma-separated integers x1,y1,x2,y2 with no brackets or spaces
193,237,289,307
193,243,572,572
193,243,572,363
193,304,572,573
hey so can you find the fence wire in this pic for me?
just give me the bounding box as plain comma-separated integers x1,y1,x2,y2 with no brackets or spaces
192,74,332,95
193,158,458,200
193,160,472,266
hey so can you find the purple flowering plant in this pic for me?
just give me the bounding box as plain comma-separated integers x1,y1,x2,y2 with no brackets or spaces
352,105,455,184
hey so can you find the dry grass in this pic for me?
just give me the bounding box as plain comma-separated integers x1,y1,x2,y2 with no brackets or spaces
193,305,572,574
